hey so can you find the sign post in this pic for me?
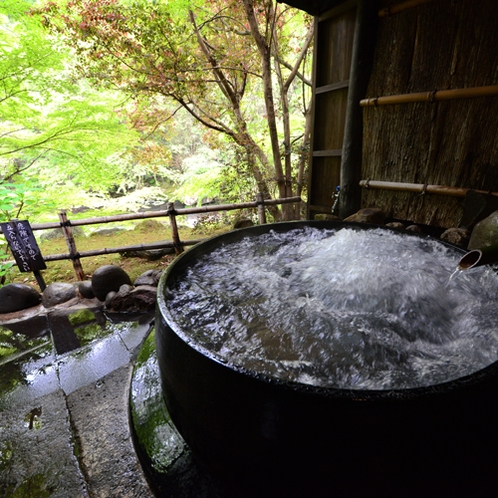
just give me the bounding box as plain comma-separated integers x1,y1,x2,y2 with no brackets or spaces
0,220,47,290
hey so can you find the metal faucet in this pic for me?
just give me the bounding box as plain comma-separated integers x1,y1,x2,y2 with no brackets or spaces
331,186,340,215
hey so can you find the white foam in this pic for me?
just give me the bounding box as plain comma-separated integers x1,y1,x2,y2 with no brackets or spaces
166,227,498,389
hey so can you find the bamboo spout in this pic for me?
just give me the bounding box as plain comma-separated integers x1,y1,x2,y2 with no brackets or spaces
458,244,498,270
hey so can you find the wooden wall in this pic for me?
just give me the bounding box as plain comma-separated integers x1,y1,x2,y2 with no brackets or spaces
308,1,357,218
361,0,498,228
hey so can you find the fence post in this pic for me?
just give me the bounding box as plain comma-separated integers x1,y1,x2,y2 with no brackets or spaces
168,203,184,255
256,193,267,224
59,211,86,281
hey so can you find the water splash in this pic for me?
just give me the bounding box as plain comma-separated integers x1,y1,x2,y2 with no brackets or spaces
446,267,463,286
166,227,498,390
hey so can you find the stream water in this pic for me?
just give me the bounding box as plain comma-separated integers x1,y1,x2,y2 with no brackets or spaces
165,227,498,390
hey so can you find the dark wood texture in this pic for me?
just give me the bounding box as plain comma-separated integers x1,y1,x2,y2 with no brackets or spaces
308,3,356,218
362,0,498,227
309,156,342,212
340,0,380,218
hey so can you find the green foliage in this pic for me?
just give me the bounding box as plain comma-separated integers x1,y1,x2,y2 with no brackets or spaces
0,0,312,231
0,0,143,195
0,255,14,286
0,179,55,222
0,179,54,287
40,0,313,216
172,148,224,205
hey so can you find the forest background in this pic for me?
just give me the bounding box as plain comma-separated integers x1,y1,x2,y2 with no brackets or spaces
0,0,313,285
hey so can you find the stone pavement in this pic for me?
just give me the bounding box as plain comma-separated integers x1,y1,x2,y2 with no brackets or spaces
0,304,156,498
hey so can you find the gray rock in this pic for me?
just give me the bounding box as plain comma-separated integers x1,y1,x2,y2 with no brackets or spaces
105,284,134,309
440,227,471,248
313,214,342,222
133,219,166,233
0,283,41,313
90,227,126,237
134,270,162,287
468,211,498,250
406,225,423,233
39,226,86,241
106,285,157,312
105,291,117,309
120,248,174,260
344,208,386,225
78,280,95,299
91,265,132,301
119,284,134,293
386,222,405,230
233,218,254,229
42,282,77,308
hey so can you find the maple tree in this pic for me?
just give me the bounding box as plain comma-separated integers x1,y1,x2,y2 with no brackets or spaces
0,0,142,190
39,0,313,220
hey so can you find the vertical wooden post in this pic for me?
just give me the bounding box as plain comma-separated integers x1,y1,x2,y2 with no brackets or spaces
168,203,184,255
256,193,267,224
340,0,380,218
59,211,85,281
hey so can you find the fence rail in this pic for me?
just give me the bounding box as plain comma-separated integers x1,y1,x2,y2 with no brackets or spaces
1,195,302,284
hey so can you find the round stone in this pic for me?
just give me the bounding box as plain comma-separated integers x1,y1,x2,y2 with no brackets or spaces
134,270,162,287
0,283,41,313
91,265,132,301
42,282,77,308
441,227,471,248
468,211,498,250
78,280,95,299
107,285,157,312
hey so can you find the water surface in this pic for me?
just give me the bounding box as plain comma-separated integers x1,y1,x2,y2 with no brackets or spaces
165,227,498,390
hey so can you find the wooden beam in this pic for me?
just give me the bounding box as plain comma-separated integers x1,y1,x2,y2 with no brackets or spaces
378,0,434,18
315,80,350,94
313,149,343,157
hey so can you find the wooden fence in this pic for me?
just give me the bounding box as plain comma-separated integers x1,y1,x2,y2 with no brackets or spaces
1,195,301,282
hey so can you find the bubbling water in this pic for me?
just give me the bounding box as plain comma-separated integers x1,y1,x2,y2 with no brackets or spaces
165,227,498,390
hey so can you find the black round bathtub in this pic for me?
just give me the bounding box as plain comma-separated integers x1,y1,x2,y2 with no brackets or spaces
155,221,498,497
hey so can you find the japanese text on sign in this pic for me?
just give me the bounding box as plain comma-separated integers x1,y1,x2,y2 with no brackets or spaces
0,220,46,272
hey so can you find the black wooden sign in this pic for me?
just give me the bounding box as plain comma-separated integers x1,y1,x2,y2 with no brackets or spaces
0,220,46,272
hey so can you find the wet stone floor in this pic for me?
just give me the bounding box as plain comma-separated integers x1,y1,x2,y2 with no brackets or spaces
0,305,155,498
130,331,234,498
0,302,254,498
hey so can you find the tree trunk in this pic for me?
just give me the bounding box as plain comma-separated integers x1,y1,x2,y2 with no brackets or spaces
242,0,291,219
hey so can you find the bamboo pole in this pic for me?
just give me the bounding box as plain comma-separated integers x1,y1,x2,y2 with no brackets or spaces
359,180,498,198
37,239,203,263
0,196,302,234
360,85,498,107
2,196,302,278
59,211,85,280
378,0,433,18
256,193,267,225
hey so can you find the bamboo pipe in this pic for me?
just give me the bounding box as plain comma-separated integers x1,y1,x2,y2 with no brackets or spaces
359,180,498,198
360,85,498,107
378,0,434,18
458,244,498,270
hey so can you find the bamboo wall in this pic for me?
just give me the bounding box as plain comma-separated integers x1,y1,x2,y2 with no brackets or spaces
361,0,498,227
